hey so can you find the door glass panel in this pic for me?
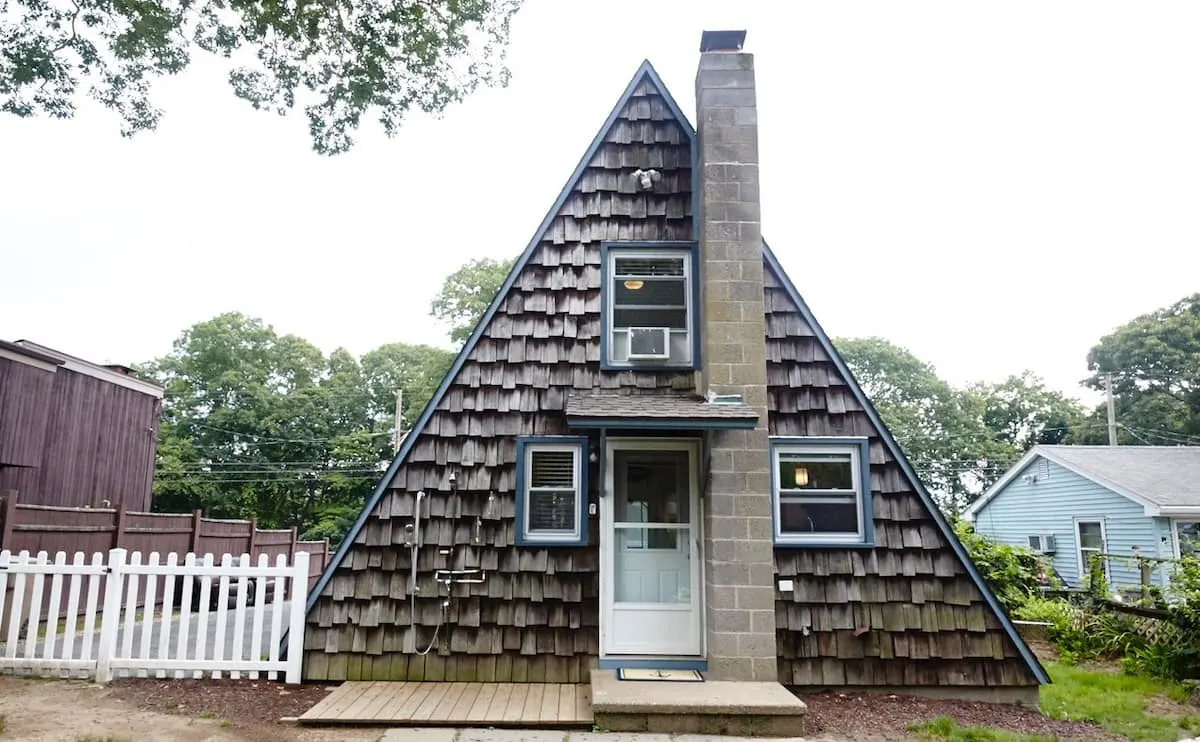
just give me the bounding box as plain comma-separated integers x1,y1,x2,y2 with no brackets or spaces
614,527,691,603
614,450,690,524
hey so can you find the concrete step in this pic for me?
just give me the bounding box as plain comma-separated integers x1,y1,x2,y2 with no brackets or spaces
589,669,807,738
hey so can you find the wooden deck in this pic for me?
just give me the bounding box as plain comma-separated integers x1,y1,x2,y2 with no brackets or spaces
297,682,593,726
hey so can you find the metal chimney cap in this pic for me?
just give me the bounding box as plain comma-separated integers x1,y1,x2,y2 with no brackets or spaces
699,30,747,53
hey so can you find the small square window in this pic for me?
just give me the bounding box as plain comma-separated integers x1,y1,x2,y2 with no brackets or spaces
602,244,697,369
770,437,874,547
516,437,589,546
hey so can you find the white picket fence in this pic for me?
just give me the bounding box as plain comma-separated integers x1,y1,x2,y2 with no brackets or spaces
0,548,307,683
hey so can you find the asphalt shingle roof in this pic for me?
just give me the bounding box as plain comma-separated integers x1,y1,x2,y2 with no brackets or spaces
564,391,758,423
1041,445,1200,507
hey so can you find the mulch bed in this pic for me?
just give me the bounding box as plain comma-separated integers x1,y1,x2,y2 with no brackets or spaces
105,677,337,726
801,691,1119,740
107,677,1119,740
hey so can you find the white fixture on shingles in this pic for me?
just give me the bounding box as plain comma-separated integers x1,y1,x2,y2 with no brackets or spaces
631,168,661,191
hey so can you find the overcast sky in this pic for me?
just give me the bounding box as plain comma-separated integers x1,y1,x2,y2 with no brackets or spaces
2,1,1197,406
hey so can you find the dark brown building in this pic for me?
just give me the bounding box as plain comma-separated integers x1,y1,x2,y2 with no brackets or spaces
303,34,1048,702
0,339,162,511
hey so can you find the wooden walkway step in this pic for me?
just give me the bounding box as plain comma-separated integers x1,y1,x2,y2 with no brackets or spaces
297,682,593,726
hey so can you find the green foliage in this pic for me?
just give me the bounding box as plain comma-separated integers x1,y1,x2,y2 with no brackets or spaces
835,338,1082,512
1120,555,1200,680
1077,292,1200,445
909,662,1200,741
1,0,523,154
142,311,452,541
1040,661,1198,742
1015,597,1145,663
908,716,1060,742
968,371,1086,449
430,256,516,345
1016,556,1200,679
952,519,1044,612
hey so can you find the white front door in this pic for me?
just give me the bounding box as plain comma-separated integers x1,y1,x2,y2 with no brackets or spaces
600,438,703,657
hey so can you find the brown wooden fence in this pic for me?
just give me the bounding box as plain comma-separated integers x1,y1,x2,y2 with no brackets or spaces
0,490,329,590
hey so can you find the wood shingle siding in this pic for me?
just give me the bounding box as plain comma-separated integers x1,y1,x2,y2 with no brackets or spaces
762,258,1041,687
303,60,1047,691
304,68,695,683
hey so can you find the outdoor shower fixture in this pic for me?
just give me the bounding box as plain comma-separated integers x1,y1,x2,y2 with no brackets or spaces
404,487,487,655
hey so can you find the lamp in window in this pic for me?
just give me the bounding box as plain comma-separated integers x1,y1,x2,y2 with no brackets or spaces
793,466,809,488
623,280,644,290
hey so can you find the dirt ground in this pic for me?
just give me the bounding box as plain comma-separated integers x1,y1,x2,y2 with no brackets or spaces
0,672,1114,742
0,676,380,742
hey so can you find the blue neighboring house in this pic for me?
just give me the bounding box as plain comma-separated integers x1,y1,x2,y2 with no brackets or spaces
964,445,1200,591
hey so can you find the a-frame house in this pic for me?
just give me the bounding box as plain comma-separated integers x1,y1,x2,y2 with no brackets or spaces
302,31,1048,705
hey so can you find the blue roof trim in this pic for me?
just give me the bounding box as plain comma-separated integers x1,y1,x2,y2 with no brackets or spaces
301,59,692,619
760,242,1051,686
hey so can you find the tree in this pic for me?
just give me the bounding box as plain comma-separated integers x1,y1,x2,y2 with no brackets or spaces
969,371,1086,450
361,342,454,433
835,336,1016,513
430,255,514,344
1,0,523,154
141,311,453,542
1079,293,1200,445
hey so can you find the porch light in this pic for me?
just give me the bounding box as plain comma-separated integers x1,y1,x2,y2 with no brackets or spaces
794,467,809,487
623,280,645,290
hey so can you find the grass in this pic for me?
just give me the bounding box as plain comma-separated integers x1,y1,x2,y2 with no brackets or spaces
911,661,1200,742
0,713,6,736
1040,661,1200,742
909,717,1061,742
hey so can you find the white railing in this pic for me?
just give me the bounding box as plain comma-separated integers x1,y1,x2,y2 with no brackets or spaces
0,548,308,683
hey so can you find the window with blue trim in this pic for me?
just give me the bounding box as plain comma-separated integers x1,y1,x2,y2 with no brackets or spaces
770,438,874,546
516,437,588,546
603,244,696,368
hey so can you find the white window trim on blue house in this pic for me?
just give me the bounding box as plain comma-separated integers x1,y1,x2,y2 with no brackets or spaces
769,436,875,548
515,436,590,547
1073,516,1108,585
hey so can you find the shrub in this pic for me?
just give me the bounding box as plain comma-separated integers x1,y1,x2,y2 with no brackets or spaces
953,518,1045,612
1121,555,1200,680
1015,597,1148,664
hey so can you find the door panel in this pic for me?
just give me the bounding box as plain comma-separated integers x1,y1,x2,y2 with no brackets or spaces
602,441,702,657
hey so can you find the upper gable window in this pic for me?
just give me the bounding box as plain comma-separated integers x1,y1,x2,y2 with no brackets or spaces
602,243,697,369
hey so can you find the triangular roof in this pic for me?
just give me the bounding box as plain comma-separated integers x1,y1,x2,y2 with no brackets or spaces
966,444,1200,519
298,60,1048,685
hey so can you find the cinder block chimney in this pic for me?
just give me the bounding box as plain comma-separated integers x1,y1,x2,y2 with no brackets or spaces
695,30,777,682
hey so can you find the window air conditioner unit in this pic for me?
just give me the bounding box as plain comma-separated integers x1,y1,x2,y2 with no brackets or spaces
628,327,671,361
1028,534,1057,554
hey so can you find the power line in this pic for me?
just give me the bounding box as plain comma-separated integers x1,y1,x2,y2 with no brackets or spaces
183,422,393,444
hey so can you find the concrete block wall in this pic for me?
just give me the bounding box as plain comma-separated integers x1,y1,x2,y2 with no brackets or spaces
695,44,776,682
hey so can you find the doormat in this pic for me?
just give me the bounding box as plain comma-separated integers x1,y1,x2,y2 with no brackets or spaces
616,668,704,682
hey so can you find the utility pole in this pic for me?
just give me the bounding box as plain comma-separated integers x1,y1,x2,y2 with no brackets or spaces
393,389,404,453
1105,373,1118,445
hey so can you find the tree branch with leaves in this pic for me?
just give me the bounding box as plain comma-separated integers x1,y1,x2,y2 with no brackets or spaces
1,0,523,154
